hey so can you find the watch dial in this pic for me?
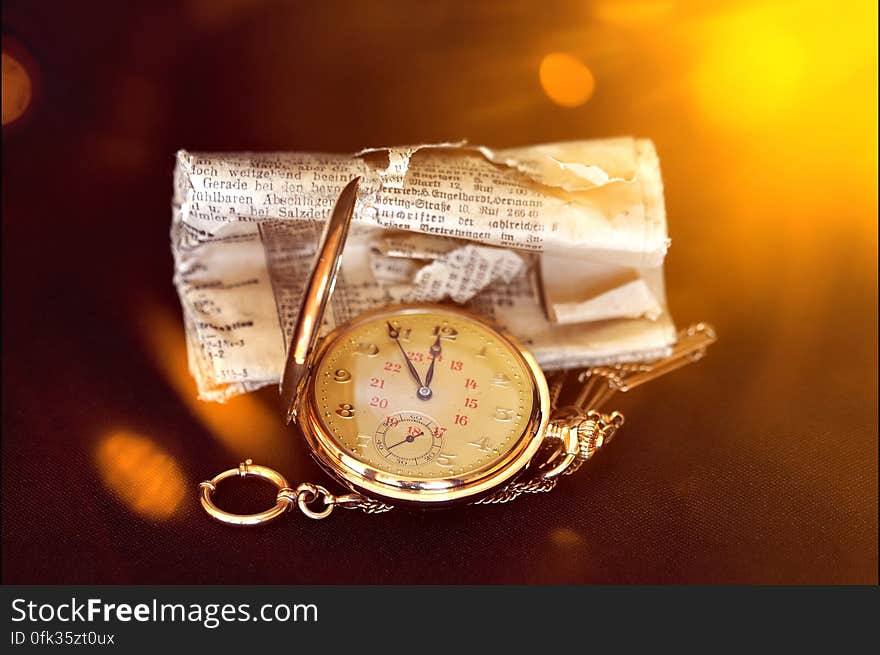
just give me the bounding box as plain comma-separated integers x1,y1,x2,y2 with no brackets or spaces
311,308,536,479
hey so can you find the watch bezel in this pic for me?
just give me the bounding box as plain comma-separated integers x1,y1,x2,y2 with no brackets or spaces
297,303,550,506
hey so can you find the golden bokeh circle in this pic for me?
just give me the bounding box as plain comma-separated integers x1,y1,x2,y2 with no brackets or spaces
2,51,33,126
539,52,595,108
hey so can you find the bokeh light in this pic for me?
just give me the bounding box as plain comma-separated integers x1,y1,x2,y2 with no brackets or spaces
95,430,187,521
1,51,32,126
693,14,805,128
685,0,876,217
139,302,286,460
539,52,595,108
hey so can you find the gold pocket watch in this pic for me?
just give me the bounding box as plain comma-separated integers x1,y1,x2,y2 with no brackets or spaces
200,178,715,525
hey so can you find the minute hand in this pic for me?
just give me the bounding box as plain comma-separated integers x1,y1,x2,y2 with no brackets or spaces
387,322,424,390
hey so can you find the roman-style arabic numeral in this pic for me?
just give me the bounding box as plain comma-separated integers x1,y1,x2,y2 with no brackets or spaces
335,403,355,418
355,342,379,356
391,326,412,342
432,325,458,341
435,452,457,468
494,407,515,422
353,434,372,454
467,436,493,452
492,372,511,387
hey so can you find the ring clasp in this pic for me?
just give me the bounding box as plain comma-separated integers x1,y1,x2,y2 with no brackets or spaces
199,459,293,526
294,482,335,520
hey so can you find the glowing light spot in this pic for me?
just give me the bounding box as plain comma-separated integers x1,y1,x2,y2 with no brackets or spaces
693,12,806,128
1,52,32,126
139,302,284,460
95,430,187,520
539,53,595,108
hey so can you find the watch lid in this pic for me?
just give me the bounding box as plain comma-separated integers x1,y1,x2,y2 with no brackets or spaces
280,177,360,424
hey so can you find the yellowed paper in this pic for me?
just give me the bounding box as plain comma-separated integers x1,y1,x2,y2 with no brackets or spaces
171,139,675,401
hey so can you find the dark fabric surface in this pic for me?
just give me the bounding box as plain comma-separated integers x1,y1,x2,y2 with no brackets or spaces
2,0,876,584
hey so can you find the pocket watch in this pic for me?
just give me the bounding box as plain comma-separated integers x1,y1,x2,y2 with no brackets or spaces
200,178,715,525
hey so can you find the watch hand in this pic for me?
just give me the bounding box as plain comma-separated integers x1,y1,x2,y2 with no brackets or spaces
419,333,443,400
387,321,425,392
387,431,423,450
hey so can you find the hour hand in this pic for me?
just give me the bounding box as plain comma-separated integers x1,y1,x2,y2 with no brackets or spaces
387,322,425,391
419,333,443,400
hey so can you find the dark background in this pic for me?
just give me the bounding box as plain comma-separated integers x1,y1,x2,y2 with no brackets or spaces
2,0,876,583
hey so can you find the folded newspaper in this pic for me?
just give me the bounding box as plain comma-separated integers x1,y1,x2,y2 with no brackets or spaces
171,138,676,401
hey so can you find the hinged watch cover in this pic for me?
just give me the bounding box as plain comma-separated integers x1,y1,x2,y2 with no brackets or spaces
280,176,360,424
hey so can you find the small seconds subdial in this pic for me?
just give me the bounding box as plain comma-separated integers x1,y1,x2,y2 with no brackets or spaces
374,411,442,467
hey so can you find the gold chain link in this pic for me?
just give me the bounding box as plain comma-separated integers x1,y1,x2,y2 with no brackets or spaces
199,460,392,524
475,409,624,505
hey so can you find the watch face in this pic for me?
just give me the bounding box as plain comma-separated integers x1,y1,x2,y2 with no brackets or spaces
302,305,548,503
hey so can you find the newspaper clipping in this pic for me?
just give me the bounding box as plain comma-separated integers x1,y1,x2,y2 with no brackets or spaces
171,139,676,401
